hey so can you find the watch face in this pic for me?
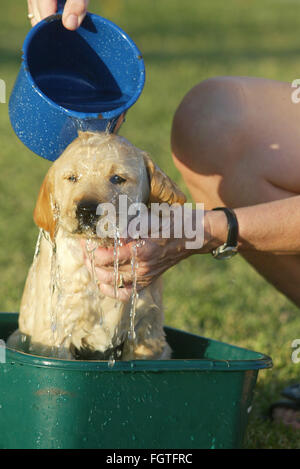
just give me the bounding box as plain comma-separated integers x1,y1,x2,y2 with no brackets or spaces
213,245,238,260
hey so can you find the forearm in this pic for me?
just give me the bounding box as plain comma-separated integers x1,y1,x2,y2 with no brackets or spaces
87,196,300,297
204,195,300,255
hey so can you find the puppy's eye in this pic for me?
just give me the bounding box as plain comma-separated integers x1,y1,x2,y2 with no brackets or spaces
110,175,126,185
67,175,78,183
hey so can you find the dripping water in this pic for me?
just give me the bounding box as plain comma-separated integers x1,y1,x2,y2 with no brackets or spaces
113,228,121,299
130,242,138,342
85,238,103,325
126,238,145,356
49,230,65,355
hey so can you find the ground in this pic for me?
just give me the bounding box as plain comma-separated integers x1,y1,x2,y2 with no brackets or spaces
1,0,300,448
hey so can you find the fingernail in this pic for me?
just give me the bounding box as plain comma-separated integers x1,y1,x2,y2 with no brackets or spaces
64,14,78,30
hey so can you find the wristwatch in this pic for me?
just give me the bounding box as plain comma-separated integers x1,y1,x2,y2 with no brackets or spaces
211,207,239,260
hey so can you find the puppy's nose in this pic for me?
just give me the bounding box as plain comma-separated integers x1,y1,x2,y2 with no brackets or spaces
76,199,100,229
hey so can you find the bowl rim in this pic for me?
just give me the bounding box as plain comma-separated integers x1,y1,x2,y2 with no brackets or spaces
21,13,145,120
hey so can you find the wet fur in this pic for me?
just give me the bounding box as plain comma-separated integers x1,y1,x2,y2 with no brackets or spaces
8,132,186,360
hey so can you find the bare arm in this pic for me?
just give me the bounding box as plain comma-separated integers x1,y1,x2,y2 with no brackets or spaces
84,196,300,300
207,195,300,255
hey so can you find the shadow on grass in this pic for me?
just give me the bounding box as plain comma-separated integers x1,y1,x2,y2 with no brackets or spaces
245,375,300,448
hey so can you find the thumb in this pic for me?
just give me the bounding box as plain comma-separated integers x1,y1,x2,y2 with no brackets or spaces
62,0,89,30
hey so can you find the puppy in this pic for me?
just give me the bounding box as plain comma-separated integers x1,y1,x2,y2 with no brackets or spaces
8,132,186,360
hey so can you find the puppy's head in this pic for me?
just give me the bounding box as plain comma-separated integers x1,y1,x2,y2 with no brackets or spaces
34,132,186,240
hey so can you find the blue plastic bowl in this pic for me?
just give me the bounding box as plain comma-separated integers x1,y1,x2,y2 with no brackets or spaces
9,12,145,161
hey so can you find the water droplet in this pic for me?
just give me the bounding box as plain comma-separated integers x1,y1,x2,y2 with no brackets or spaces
108,357,115,368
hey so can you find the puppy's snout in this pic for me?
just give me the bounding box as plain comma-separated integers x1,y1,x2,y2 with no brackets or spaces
76,199,100,229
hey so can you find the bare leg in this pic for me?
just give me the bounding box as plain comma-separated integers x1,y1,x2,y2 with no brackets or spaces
171,76,300,307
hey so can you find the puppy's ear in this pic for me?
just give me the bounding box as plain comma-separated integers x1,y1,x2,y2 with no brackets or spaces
33,172,57,240
143,153,187,205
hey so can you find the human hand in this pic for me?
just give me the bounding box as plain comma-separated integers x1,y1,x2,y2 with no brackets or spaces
81,209,222,302
27,0,89,30
82,236,191,302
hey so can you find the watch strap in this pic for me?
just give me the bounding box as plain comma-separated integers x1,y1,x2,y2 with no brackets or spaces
212,207,239,248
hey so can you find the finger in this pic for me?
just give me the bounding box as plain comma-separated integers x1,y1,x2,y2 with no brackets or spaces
99,283,133,302
94,267,132,286
85,249,155,291
96,263,156,289
84,242,133,268
30,16,39,27
37,0,57,19
27,0,39,26
27,0,33,17
62,0,89,30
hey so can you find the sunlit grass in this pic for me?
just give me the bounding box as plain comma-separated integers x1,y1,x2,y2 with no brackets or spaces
1,0,300,448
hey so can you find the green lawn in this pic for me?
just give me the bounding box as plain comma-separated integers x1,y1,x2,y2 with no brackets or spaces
1,0,300,448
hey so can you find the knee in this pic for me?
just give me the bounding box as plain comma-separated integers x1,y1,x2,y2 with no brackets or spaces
171,77,247,175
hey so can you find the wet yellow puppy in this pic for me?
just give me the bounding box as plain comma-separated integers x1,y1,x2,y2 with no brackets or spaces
8,132,186,360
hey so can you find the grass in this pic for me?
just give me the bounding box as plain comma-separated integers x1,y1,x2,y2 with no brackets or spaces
1,0,300,448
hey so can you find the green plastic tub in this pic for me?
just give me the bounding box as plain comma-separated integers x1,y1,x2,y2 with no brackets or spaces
0,313,272,449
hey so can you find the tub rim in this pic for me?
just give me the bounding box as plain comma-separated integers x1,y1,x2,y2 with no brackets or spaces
0,313,273,373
